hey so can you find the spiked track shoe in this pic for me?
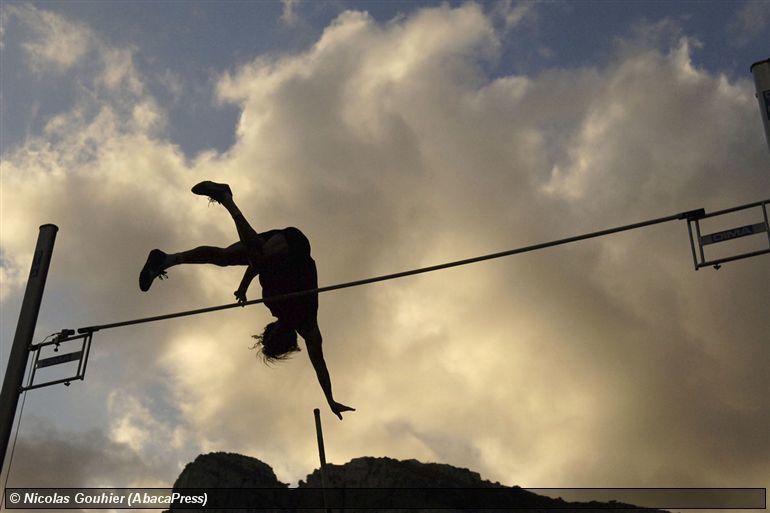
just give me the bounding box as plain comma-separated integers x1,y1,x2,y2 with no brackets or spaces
191,181,232,204
139,249,168,291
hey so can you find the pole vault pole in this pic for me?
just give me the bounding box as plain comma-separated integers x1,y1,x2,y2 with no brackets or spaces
313,408,332,513
0,224,58,472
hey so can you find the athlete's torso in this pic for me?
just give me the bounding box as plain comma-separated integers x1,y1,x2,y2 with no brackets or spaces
258,227,311,267
257,227,318,325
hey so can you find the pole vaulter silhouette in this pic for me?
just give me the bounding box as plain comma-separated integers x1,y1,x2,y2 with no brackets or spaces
139,181,355,420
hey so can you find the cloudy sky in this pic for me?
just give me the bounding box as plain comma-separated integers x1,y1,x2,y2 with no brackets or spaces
1,0,769,505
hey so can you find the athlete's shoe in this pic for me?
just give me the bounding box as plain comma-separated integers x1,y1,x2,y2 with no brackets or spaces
139,249,168,292
191,181,232,204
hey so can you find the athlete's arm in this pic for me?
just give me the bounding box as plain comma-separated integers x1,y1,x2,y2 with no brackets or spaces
300,322,355,420
234,265,258,304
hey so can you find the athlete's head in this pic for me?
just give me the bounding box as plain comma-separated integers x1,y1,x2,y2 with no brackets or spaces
252,319,300,364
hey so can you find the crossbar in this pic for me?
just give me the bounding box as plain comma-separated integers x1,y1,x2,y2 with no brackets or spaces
74,201,766,335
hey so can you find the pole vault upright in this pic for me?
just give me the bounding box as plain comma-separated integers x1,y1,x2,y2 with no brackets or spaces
0,224,58,472
751,58,770,155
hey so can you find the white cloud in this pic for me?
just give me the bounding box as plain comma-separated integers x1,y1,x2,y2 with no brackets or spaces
544,35,755,212
208,3,768,487
98,46,144,95
0,6,8,50
9,3,93,72
108,391,182,454
2,2,768,493
281,0,300,26
159,68,185,103
2,3,153,140
493,0,537,30
5,419,178,488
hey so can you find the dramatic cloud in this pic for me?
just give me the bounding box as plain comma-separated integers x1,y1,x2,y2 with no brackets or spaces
9,3,93,72
7,418,176,488
2,1,768,495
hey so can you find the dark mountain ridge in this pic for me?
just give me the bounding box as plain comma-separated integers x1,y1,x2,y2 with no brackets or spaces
169,452,669,512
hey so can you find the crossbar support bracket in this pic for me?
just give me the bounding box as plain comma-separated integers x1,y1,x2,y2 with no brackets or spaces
22,330,94,392
687,199,770,270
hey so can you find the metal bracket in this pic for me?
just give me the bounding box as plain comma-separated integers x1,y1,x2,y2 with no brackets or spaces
687,199,770,270
23,329,93,391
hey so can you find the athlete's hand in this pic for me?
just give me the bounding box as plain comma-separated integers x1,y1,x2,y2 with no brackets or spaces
234,290,247,305
329,401,356,420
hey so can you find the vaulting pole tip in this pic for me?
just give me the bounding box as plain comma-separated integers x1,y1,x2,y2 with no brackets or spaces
314,408,327,466
313,408,331,513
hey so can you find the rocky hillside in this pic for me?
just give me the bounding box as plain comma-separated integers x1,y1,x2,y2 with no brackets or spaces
173,452,287,489
170,452,668,512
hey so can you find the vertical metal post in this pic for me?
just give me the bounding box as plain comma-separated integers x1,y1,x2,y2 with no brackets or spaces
313,408,332,513
0,224,58,472
686,220,699,270
750,58,770,156
694,219,706,264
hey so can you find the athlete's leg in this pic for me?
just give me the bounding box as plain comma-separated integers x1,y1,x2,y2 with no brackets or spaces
191,181,263,261
164,242,249,268
139,242,248,291
220,197,263,258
